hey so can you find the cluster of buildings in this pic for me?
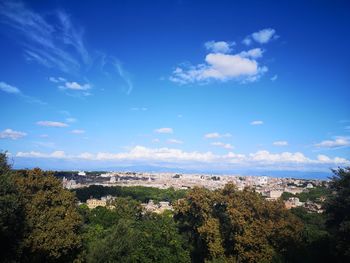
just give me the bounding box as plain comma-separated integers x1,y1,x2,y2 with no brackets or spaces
62,171,327,214
85,196,174,214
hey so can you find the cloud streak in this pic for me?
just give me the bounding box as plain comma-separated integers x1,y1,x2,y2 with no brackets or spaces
315,136,350,149
0,81,46,105
204,132,232,139
250,120,264,125
36,121,68,127
0,1,89,74
15,146,350,171
0,1,133,95
154,127,173,134
0,129,27,140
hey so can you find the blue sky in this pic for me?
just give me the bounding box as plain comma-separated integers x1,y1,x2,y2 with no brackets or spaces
0,0,349,177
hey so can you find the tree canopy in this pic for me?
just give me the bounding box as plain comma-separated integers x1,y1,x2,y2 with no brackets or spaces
174,184,303,263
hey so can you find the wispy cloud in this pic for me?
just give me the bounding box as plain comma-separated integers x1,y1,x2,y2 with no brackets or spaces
49,77,66,83
154,127,173,134
36,121,68,127
0,81,21,94
211,141,234,149
273,140,288,146
71,129,85,134
0,1,89,74
0,128,27,140
314,136,350,149
250,120,264,125
167,139,183,144
59,81,91,91
204,132,232,139
0,1,133,95
0,81,46,105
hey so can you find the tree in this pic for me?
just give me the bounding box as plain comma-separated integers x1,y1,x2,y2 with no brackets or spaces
86,214,190,263
0,152,24,262
324,167,350,261
14,168,83,262
174,184,303,263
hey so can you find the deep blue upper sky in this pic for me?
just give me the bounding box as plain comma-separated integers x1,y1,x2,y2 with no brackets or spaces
0,0,349,176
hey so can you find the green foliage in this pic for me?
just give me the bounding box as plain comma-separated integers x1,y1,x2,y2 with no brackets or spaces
281,191,295,200
14,168,83,262
84,210,190,262
0,152,24,262
289,207,331,262
174,184,303,263
282,186,330,203
1,148,349,263
74,184,188,203
297,186,330,202
324,167,350,261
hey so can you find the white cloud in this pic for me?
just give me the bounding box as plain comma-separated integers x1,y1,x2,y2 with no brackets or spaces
204,132,232,139
71,129,85,134
239,48,264,59
154,127,173,134
39,134,49,138
36,121,68,127
273,141,288,146
252,28,277,44
204,41,235,54
314,136,350,148
250,120,264,125
15,146,350,169
59,81,91,91
170,52,267,84
0,81,21,94
211,142,234,149
243,28,277,45
167,139,183,144
0,129,27,140
49,77,66,83
249,150,309,163
17,151,66,159
152,138,160,143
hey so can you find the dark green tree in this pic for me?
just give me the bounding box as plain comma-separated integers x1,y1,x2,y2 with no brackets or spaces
0,152,24,262
86,213,190,263
325,167,350,261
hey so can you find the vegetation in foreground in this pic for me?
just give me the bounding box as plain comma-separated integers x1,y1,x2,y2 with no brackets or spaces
0,152,349,262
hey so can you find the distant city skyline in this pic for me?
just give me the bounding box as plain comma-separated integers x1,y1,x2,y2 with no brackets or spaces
0,0,349,177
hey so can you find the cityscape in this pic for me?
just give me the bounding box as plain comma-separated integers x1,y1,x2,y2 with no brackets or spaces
0,0,349,262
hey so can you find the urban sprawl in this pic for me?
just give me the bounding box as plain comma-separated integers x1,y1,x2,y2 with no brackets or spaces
61,171,326,214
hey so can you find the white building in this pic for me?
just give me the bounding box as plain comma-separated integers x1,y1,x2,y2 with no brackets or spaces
78,171,86,176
